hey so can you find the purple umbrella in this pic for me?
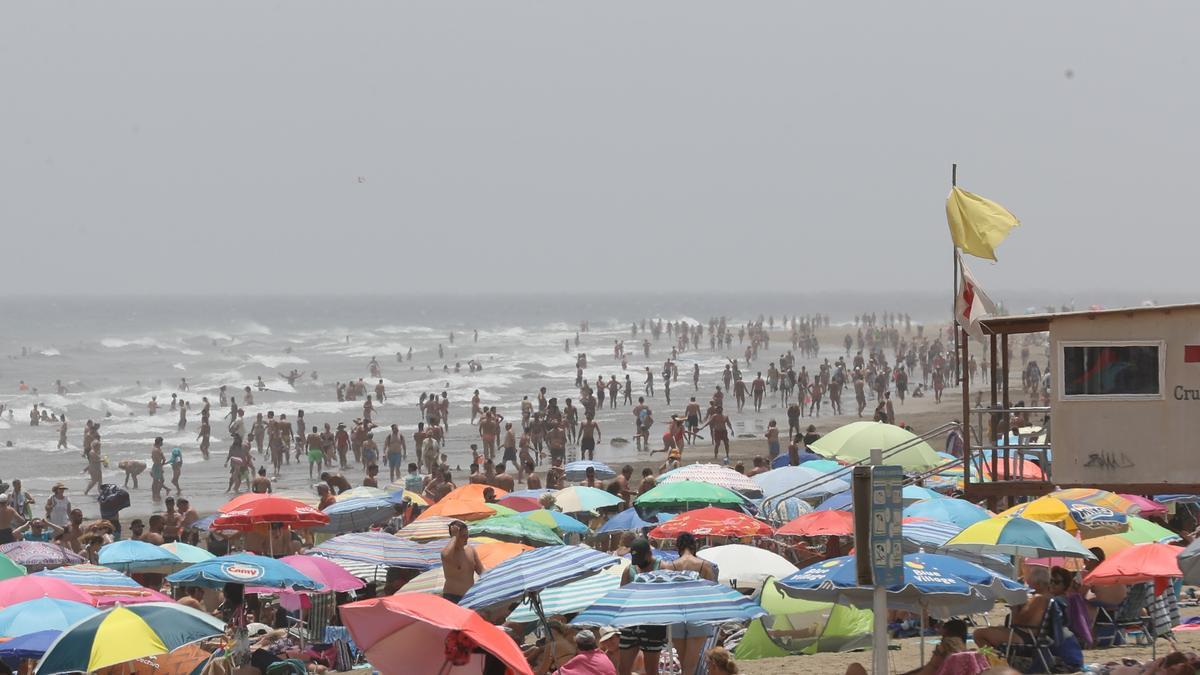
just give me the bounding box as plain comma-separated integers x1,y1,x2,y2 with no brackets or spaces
0,541,85,571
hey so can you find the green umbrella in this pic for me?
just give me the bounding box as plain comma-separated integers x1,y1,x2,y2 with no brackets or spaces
634,481,746,510
1121,516,1180,544
468,516,564,547
484,504,519,518
0,553,25,581
809,421,941,471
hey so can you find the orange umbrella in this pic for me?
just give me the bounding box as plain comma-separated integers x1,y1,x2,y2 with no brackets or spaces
648,507,772,539
776,511,855,537
474,541,533,570
415,499,497,522
94,643,212,674
1084,542,1183,591
442,484,510,503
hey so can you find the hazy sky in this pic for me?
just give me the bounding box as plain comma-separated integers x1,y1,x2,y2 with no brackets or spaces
3,2,1196,296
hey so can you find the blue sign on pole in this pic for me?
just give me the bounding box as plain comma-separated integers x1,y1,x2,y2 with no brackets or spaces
869,465,904,587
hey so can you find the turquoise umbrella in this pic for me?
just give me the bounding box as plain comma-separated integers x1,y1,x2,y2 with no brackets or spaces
98,540,182,573
521,509,591,535
0,598,98,637
904,499,991,529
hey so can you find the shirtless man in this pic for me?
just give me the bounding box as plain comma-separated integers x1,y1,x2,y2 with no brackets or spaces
469,390,482,424
57,416,68,450
493,462,516,492
578,413,601,461
441,521,484,604
478,409,500,461
733,378,749,413
546,421,567,463
0,494,26,544
751,373,766,412
385,424,407,482
197,418,211,460
563,398,578,446
701,407,733,461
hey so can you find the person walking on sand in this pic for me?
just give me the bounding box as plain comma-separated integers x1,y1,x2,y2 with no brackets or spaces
699,407,733,462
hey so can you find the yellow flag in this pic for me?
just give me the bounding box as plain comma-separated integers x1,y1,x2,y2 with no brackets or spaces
945,186,1020,261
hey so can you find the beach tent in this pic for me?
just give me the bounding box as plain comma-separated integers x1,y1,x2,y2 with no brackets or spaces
734,577,872,660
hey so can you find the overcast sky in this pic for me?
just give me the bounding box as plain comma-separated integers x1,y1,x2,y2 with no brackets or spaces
2,2,1195,296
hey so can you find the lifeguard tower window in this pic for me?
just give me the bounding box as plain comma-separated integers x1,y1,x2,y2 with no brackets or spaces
1060,341,1163,399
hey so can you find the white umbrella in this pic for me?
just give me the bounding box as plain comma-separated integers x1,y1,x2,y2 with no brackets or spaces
697,544,797,591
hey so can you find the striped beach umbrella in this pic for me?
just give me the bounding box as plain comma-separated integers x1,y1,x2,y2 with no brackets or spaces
943,516,1096,559
660,464,763,497
564,460,617,482
0,542,84,571
460,545,620,611
35,565,173,606
396,516,460,541
310,532,444,571
759,495,814,525
316,496,396,534
468,516,563,547
902,517,962,550
507,562,627,623
571,572,767,627
35,602,225,675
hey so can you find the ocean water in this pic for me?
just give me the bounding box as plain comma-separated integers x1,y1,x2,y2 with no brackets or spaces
0,290,1148,513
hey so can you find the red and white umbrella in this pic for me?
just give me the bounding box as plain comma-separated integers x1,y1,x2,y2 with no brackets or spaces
212,494,329,530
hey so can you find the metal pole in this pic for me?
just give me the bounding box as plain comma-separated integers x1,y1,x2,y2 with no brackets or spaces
952,164,960,386
871,447,888,675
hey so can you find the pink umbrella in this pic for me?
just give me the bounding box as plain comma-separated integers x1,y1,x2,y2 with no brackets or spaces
0,576,93,608
248,555,365,611
1118,494,1168,518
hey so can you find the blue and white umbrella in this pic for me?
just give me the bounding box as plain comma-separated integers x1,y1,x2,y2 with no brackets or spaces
564,460,617,482
459,545,620,611
166,553,321,591
315,497,397,534
571,572,767,627
310,532,443,571
754,466,850,501
507,565,626,623
778,552,1028,618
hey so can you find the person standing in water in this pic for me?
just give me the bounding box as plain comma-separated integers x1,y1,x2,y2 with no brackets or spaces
169,446,183,494
150,437,167,502
82,440,103,496
57,415,68,450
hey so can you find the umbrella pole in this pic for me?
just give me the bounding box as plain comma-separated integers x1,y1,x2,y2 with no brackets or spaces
919,603,927,666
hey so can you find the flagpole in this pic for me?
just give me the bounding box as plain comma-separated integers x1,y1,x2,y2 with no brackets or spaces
951,164,960,386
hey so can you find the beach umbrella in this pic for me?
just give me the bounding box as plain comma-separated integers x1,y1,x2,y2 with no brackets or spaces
251,555,364,594
0,554,25,581
0,576,92,607
634,482,747,511
474,541,534,569
35,602,225,675
1053,488,1139,514
620,547,679,563
596,507,653,534
571,572,767,627
35,565,172,606
777,511,854,538
336,486,399,502
159,542,215,565
697,544,797,591
943,516,1096,559
902,517,963,550
443,484,512,502
97,541,183,573
813,492,853,512
189,514,218,532
1082,516,1183,558
1155,494,1200,504
520,509,590,535
311,532,445,570
506,488,554,499
564,460,617,482
483,503,519,518
396,515,461,541
468,516,563,547
1084,543,1183,587
902,486,945,504
166,553,322,591
1118,494,1169,518
903,499,991,529
93,643,213,675
0,598,97,637
497,495,541,512
659,464,763,497
796,459,849,475
341,593,532,675
316,496,397,533
1176,538,1200,585
0,629,58,664
998,494,1128,537
555,486,624,513
0,542,83,571
212,494,329,531
753,465,849,501
459,545,619,611
648,507,772,539
759,495,815,525
506,563,626,623
809,421,941,471
415,498,497,522
382,483,431,506
770,450,826,469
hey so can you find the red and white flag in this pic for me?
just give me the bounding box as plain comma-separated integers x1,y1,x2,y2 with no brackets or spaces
955,255,997,339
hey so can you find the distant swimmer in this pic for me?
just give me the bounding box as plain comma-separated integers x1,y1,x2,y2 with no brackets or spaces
147,397,158,416
57,415,68,450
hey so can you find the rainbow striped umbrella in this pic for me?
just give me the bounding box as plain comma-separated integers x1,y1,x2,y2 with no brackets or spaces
35,603,225,675
507,562,627,623
943,517,1096,559
36,565,173,606
660,464,763,497
572,572,767,627
396,516,460,541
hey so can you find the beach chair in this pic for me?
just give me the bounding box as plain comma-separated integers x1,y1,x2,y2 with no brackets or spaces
1092,582,1151,648
1003,596,1079,674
